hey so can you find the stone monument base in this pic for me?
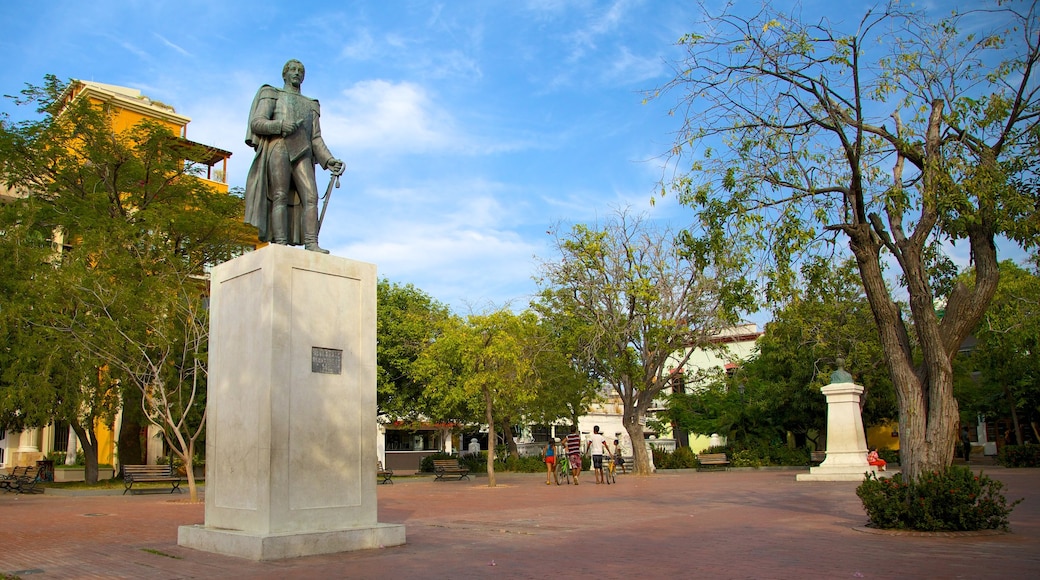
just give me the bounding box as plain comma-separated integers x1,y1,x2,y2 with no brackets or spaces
796,464,877,482
178,522,405,561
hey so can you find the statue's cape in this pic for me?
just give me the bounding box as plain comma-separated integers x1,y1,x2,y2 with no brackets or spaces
243,85,318,244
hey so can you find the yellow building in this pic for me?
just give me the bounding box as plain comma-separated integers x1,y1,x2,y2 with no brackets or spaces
0,80,232,476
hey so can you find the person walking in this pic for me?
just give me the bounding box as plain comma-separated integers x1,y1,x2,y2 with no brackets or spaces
543,438,559,485
586,426,609,484
961,427,973,463
565,426,582,485
613,438,627,474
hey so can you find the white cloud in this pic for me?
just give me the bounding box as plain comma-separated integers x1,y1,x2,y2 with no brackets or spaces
321,79,460,155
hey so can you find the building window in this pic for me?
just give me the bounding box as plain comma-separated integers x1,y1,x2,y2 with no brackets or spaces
52,421,70,453
385,430,439,451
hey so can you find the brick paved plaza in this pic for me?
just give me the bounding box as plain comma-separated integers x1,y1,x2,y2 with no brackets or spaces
1,466,1037,579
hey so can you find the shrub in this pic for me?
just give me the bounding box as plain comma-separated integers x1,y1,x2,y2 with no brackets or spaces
856,466,1022,531
651,445,698,469
878,449,900,466
728,449,763,468
999,444,1040,467
496,455,545,473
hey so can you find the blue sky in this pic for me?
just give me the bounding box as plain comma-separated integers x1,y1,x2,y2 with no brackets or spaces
2,0,704,315
1,0,1009,322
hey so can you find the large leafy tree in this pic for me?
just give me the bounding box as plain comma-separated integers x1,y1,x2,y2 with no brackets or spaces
958,258,1040,445
0,76,251,482
666,257,896,448
656,2,1039,478
536,209,744,475
376,279,452,421
414,309,541,487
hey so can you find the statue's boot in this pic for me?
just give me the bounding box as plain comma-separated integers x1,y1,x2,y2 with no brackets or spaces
302,205,329,254
270,200,289,245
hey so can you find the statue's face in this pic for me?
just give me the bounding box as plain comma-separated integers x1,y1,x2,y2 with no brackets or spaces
282,61,306,88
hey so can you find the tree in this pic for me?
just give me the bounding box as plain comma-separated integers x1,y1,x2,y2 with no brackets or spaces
536,209,744,475
0,76,252,482
960,258,1040,444
64,277,210,501
665,257,896,448
656,2,1040,478
376,279,452,421
414,309,541,487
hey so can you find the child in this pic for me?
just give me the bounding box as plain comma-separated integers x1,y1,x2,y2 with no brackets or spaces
867,449,887,471
613,439,627,474
544,439,559,485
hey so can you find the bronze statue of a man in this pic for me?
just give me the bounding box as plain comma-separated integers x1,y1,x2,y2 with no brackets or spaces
244,59,344,253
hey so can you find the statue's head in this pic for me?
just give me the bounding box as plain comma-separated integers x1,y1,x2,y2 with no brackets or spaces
282,59,306,87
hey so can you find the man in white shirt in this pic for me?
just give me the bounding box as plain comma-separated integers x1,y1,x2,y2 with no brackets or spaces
585,425,610,484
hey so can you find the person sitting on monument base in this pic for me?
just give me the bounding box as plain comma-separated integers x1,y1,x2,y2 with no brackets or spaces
245,59,344,253
867,448,887,471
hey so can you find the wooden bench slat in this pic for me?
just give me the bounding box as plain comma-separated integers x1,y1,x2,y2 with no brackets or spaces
377,461,394,484
697,453,729,471
123,464,183,495
432,459,470,481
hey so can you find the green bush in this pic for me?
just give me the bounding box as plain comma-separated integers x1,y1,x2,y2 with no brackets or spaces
652,446,698,469
47,449,86,466
999,444,1040,467
856,466,1021,531
707,442,816,467
420,452,548,473
496,455,546,473
878,449,900,466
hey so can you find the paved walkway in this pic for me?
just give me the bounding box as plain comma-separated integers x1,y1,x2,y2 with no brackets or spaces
1,465,1037,579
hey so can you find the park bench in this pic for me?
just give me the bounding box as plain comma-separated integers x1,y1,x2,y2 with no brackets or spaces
696,453,730,472
1,466,43,494
123,464,183,495
810,451,826,465
377,461,394,484
432,459,470,481
0,466,29,491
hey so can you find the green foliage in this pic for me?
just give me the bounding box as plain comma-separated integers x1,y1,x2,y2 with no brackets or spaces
496,455,546,473
998,445,1040,468
958,261,1040,441
698,441,816,467
657,0,1040,478
856,467,1021,531
46,450,85,466
0,77,251,485
652,446,698,469
664,258,896,448
376,280,452,420
417,452,546,474
878,449,900,466
536,208,740,474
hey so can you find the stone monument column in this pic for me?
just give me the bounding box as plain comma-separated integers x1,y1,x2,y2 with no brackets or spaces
797,363,875,482
178,244,405,560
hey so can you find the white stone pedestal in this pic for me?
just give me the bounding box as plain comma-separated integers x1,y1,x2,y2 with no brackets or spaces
178,244,405,560
797,382,876,482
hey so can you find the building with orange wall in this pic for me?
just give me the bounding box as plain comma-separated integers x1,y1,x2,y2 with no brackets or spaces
0,80,232,475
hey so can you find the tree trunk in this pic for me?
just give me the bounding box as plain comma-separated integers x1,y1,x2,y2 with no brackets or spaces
117,387,146,470
624,418,651,475
483,385,496,487
1007,387,1023,445
179,441,200,503
501,416,520,460
70,422,100,484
